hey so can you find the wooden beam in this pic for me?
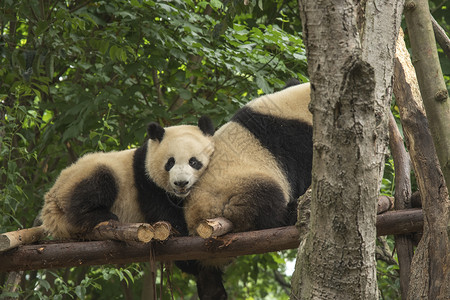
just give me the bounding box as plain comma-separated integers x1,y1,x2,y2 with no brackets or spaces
0,209,423,272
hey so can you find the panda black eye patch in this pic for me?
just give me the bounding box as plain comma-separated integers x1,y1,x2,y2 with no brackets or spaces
189,157,203,170
165,157,175,171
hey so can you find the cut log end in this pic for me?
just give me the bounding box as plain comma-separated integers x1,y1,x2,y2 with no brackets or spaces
0,226,47,252
152,221,171,241
0,235,11,251
136,224,155,243
196,217,234,239
377,195,394,214
196,223,213,239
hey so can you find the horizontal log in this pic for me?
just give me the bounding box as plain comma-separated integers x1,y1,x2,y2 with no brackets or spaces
376,208,423,236
0,226,299,272
85,222,155,243
0,209,423,272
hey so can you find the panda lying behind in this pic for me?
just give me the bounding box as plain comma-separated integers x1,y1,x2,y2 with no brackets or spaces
181,81,313,300
40,117,215,238
185,81,313,236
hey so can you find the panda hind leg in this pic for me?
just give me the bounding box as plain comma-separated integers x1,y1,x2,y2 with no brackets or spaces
67,166,119,233
175,260,227,300
223,178,288,232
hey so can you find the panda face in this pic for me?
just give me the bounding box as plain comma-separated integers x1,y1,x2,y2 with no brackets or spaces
146,124,214,198
163,154,207,197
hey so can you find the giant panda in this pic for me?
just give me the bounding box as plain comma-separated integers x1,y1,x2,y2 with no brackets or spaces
40,116,215,239
184,80,312,300
185,81,312,234
183,81,312,299
41,116,228,299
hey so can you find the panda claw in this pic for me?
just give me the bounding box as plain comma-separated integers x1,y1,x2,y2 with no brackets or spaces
94,219,120,229
106,219,120,228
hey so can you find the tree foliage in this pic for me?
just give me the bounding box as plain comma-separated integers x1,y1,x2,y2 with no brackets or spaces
1,0,306,298
1,0,449,299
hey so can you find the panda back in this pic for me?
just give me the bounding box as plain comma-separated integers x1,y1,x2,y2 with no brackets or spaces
245,82,312,124
230,83,313,199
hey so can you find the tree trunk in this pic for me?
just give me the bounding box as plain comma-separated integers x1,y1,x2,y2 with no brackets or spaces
404,0,450,190
393,27,450,300
291,0,403,299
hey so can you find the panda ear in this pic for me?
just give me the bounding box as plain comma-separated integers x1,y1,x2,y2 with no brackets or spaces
147,122,165,142
198,116,215,136
283,78,301,89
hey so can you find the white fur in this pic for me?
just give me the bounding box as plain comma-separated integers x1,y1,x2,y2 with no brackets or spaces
146,125,214,197
247,82,312,123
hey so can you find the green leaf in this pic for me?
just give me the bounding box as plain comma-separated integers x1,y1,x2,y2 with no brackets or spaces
0,292,20,298
35,21,50,36
130,0,142,7
210,0,223,10
102,269,112,280
38,279,51,291
75,285,86,299
109,45,120,61
256,75,272,94
179,88,192,100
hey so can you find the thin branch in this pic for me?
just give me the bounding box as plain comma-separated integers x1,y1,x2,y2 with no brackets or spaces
431,14,450,60
152,69,165,106
69,0,92,14
388,106,414,300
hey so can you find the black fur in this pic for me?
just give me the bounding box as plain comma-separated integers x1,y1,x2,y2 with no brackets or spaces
189,157,203,170
283,78,301,89
67,166,119,232
147,122,165,142
231,106,313,200
196,267,227,300
232,178,287,230
198,116,215,136
133,142,188,234
175,261,227,300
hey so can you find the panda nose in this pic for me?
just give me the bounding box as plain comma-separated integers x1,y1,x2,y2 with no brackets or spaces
174,180,189,188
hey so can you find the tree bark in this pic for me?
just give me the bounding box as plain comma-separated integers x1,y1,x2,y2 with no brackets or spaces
292,0,402,299
404,0,450,190
1,271,23,295
376,209,423,236
393,27,450,300
0,210,423,272
84,222,156,243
